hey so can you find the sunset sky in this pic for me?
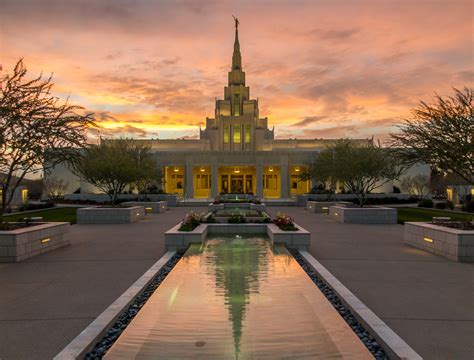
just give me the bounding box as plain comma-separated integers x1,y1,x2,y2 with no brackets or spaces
1,0,472,142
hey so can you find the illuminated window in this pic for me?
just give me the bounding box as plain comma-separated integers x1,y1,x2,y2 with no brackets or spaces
171,175,183,189
245,124,251,143
233,124,241,143
223,124,230,143
21,189,28,204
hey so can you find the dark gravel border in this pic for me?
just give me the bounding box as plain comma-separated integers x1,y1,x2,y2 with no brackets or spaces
293,252,388,360
85,254,182,359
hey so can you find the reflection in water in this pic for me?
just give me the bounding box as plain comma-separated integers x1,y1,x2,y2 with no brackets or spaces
104,235,372,359
205,237,269,358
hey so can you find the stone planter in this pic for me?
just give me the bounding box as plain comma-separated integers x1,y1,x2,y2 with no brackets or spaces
165,222,310,251
0,222,70,262
77,206,146,224
404,222,474,262
121,201,167,214
306,201,352,213
267,223,311,250
329,205,397,224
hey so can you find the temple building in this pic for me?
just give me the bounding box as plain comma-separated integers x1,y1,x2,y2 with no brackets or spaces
50,21,372,200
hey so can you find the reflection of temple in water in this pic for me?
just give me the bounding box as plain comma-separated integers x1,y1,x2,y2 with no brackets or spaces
206,237,269,358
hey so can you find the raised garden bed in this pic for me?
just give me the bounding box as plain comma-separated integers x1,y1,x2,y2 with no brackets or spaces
0,222,70,262
329,205,397,224
77,206,146,224
404,221,474,262
121,201,167,214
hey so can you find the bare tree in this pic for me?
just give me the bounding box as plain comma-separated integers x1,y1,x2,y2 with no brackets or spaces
400,174,430,198
0,59,95,222
43,176,69,200
389,87,473,184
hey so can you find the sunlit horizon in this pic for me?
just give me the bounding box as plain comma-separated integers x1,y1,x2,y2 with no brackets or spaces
1,0,472,142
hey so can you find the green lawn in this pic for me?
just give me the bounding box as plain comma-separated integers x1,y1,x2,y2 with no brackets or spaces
3,207,78,224
397,207,473,224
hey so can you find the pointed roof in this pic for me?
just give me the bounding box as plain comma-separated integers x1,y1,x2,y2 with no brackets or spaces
232,17,242,71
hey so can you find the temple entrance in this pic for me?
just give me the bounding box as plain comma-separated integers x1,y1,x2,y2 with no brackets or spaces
218,166,256,194
230,175,244,193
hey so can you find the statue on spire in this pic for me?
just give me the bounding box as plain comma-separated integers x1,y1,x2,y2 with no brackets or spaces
232,15,239,29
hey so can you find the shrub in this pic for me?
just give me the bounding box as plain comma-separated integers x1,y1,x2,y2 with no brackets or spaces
273,212,298,231
435,202,447,209
228,214,246,223
393,186,401,193
178,211,204,231
418,199,434,208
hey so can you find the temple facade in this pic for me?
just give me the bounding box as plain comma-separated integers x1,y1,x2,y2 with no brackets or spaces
50,21,372,199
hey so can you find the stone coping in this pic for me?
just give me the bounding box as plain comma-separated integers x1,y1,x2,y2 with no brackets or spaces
121,201,167,213
329,205,397,224
77,206,146,224
0,221,70,235
298,250,422,360
54,251,177,360
405,221,474,235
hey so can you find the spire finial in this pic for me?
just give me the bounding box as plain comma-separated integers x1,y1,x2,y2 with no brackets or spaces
232,15,239,29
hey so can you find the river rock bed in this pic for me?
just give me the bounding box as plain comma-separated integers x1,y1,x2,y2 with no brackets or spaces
293,253,388,360
85,254,182,359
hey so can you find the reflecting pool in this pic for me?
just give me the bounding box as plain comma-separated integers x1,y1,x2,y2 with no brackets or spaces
105,235,372,359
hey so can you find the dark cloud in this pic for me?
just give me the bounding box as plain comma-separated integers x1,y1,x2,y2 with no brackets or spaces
292,116,328,127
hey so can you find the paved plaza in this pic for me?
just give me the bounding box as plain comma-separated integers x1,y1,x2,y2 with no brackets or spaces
0,206,472,359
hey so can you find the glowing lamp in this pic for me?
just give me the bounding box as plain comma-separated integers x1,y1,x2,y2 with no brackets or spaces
41,238,51,244
423,237,433,243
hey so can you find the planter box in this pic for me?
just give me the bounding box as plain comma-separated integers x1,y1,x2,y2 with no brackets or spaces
0,222,70,262
164,222,310,251
404,222,474,262
121,201,167,214
64,194,178,206
267,223,311,250
329,205,397,224
77,206,146,224
306,201,352,213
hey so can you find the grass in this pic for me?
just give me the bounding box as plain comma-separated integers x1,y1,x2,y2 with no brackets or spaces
3,207,78,224
397,207,473,224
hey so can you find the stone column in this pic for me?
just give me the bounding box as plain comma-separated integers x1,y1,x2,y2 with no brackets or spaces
256,164,263,198
280,161,290,199
185,163,194,199
211,162,218,198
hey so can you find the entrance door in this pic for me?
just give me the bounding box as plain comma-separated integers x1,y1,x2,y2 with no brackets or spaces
221,176,229,193
230,175,244,193
245,175,253,194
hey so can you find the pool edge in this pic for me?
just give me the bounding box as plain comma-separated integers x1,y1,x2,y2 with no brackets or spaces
298,250,422,360
54,250,177,360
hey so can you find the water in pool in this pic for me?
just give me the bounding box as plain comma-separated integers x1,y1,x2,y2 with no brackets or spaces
105,235,372,359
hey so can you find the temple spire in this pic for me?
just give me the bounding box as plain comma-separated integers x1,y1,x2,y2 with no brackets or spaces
232,16,241,70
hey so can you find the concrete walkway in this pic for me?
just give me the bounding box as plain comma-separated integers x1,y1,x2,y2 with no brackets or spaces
0,207,201,360
0,206,472,359
266,207,474,360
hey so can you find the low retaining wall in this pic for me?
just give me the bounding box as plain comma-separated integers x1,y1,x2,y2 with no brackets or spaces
64,193,178,206
297,193,415,206
329,206,397,224
165,222,310,251
0,222,70,262
208,203,267,212
404,222,474,262
306,201,352,213
121,201,167,214
77,206,146,224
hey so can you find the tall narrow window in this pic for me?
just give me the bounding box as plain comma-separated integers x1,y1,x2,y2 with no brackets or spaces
234,94,240,115
223,124,230,143
245,124,251,143
233,124,241,143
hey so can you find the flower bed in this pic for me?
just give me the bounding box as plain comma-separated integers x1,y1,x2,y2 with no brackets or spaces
273,212,298,231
